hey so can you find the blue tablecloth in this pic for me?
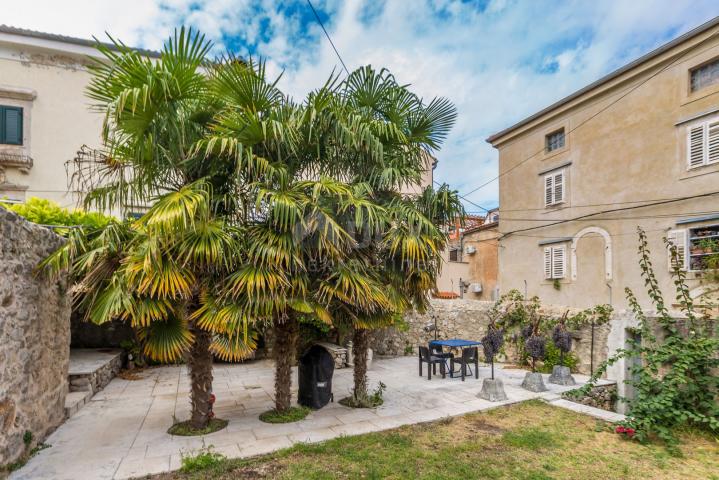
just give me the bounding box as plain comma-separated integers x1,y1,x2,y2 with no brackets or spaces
429,339,481,348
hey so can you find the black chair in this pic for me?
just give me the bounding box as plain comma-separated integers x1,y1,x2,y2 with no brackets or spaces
429,343,453,374
450,347,479,381
418,346,446,380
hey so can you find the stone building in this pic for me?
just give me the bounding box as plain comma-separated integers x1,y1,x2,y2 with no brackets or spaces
487,17,719,309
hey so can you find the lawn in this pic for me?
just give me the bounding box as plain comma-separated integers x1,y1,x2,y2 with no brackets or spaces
152,400,719,480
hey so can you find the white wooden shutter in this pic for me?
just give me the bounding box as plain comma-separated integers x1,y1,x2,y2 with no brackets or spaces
707,121,719,164
544,175,554,206
553,171,564,204
688,124,706,169
543,247,552,279
667,229,687,271
552,246,566,279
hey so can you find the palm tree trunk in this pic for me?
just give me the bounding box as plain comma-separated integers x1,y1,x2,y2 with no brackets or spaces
274,313,298,412
353,328,369,400
188,327,213,429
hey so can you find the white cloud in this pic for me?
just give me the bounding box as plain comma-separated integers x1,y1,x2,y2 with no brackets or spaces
3,0,718,210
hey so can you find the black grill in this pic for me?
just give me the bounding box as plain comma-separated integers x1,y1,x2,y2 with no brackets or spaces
298,345,335,409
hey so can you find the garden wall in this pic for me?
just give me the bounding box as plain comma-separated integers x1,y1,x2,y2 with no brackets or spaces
370,298,619,375
0,208,71,465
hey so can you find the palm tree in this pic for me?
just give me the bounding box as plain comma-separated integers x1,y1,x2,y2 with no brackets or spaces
42,29,290,429
332,67,464,403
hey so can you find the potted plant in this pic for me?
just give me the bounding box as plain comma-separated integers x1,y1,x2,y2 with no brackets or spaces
548,312,576,385
698,238,718,254
479,306,507,401
691,242,704,255
520,310,548,392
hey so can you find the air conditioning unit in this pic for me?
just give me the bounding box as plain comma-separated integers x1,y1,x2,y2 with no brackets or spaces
470,283,482,293
464,245,476,255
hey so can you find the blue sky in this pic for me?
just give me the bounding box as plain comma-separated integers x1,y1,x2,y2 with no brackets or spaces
6,0,719,212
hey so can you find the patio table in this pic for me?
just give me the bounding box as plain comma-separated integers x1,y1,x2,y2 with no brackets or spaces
429,339,481,349
429,339,482,378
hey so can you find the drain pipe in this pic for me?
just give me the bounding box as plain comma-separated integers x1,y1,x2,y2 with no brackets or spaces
523,280,528,299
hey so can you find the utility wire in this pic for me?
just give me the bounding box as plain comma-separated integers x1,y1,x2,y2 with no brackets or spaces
307,0,351,76
459,26,719,198
501,190,719,237
434,180,492,212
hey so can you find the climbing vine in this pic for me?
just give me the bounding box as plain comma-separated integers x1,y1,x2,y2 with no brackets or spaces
578,227,719,447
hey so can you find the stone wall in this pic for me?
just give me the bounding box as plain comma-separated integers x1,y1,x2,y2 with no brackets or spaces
370,298,614,375
0,208,71,465
563,383,618,412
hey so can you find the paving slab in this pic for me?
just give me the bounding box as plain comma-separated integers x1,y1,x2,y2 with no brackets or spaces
11,357,617,480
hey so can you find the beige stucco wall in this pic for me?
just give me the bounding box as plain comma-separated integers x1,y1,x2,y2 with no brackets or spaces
0,41,103,209
436,248,469,295
493,24,719,310
463,224,499,301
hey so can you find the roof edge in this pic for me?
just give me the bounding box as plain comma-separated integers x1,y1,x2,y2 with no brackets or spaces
486,15,719,146
0,24,162,58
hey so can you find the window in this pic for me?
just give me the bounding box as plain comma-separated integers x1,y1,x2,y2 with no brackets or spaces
449,248,460,262
543,245,566,279
545,129,565,152
681,224,719,272
544,170,565,206
690,59,719,92
0,106,23,145
687,117,719,169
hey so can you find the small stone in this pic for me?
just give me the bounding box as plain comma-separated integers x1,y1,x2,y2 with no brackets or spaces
478,378,508,402
548,365,576,386
521,372,548,392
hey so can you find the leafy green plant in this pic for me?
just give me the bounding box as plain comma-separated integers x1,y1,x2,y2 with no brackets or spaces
340,381,386,408
552,279,561,291
698,238,718,253
180,447,226,473
578,227,719,447
538,343,579,373
2,197,114,236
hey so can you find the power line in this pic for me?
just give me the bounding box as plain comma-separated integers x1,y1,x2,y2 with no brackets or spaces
502,190,719,237
307,0,350,76
433,180,492,212
459,26,719,198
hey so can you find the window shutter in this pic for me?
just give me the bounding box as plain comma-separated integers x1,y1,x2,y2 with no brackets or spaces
688,125,705,169
544,247,552,279
707,121,719,164
544,175,554,206
553,171,564,204
1,107,22,145
552,246,566,279
667,229,687,271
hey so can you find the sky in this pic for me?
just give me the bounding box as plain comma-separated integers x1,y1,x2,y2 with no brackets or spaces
3,0,719,212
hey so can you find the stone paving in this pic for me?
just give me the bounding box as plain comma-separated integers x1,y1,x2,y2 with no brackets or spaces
12,357,620,480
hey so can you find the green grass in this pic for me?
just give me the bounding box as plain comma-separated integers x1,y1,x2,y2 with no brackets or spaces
259,406,311,424
181,449,227,473
168,418,228,436
150,400,719,480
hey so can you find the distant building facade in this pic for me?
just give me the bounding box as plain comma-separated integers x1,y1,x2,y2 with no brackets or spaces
487,18,719,309
437,209,499,300
0,26,163,211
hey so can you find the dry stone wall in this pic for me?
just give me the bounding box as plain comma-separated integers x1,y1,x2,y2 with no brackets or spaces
0,208,71,465
370,298,614,375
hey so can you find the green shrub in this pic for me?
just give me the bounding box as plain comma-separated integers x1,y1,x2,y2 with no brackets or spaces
538,342,579,373
579,228,719,447
2,197,114,236
180,447,226,473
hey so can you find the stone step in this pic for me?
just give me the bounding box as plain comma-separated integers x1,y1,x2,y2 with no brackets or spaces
64,390,92,418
